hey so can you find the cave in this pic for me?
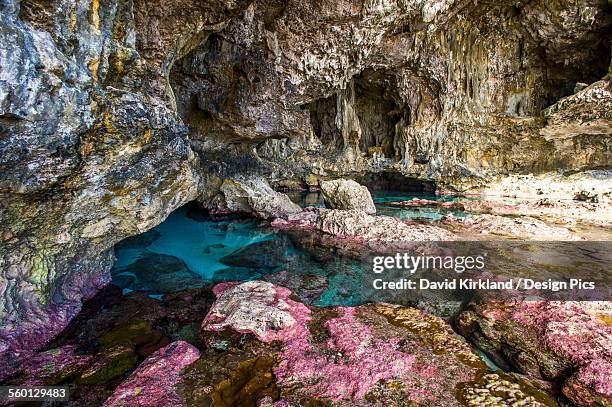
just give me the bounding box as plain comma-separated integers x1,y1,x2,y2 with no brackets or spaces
353,171,435,193
307,74,403,159
2,0,612,405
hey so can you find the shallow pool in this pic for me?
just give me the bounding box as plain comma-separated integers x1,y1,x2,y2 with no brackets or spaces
111,192,467,307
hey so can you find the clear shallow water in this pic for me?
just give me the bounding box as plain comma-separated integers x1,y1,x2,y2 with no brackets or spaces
287,190,469,221
372,191,468,221
111,192,467,306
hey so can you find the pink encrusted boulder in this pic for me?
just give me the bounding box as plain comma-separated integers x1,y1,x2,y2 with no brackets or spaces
202,281,312,342
458,300,612,405
102,341,200,407
201,281,555,406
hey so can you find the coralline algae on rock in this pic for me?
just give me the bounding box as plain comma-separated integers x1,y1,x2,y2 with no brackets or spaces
203,281,312,343
202,281,539,405
102,341,200,407
458,300,612,406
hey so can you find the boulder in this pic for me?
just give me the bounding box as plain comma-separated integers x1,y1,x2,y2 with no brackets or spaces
321,179,377,214
201,176,301,219
102,341,200,407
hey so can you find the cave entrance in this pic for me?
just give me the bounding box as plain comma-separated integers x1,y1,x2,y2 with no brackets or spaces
307,73,403,159
353,171,436,193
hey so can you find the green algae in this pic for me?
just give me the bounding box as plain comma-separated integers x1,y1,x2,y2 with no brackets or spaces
78,346,137,385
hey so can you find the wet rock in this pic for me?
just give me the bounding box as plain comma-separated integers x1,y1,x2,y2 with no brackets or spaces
262,269,329,306
98,320,170,359
102,341,200,407
1,345,93,386
457,300,612,405
457,372,558,407
321,179,376,214
211,267,266,283
199,281,552,405
78,345,137,385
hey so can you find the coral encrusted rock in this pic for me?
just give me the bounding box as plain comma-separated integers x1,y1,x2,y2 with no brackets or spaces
102,341,200,407
198,281,557,406
457,300,612,406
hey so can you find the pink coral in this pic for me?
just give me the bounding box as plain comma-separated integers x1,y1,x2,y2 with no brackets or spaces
511,301,612,403
274,307,415,400
102,341,199,407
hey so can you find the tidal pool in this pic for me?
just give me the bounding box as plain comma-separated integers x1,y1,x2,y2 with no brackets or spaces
112,192,609,309
111,192,465,307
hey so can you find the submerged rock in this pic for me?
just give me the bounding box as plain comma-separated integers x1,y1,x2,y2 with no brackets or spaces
457,300,612,405
321,179,377,214
102,341,200,407
113,252,205,293
219,239,287,270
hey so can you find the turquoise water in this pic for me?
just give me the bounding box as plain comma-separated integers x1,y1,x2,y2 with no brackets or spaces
286,190,468,221
372,191,468,221
111,192,466,306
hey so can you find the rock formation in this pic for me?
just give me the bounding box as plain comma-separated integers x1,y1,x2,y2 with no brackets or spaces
103,341,200,407
0,0,611,386
196,281,557,406
321,178,377,214
457,300,612,405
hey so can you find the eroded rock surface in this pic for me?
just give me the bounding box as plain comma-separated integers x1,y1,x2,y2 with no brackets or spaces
197,281,558,406
102,341,200,407
457,300,612,406
321,178,377,214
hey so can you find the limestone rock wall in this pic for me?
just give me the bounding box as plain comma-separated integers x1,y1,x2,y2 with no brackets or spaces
171,0,611,188
0,0,227,358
